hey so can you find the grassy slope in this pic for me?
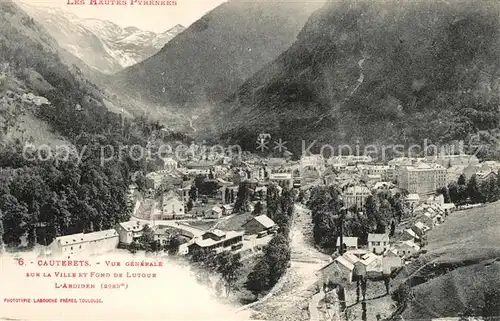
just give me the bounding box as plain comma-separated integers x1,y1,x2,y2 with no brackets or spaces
399,201,500,319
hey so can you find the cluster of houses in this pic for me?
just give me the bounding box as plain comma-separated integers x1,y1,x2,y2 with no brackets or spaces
317,187,457,288
49,212,280,259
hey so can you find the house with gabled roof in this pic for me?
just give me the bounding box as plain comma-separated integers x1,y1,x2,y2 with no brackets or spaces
207,206,223,219
318,256,354,286
412,221,431,236
401,228,420,242
242,214,278,235
394,240,420,258
336,236,359,251
382,248,403,274
115,221,146,245
368,233,390,254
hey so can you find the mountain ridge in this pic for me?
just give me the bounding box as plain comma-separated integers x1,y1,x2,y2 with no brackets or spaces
113,0,326,111
216,0,500,158
19,3,186,74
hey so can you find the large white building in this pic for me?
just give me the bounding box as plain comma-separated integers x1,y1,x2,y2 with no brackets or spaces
425,154,479,167
397,162,447,196
161,191,185,219
368,233,390,255
115,221,146,245
342,185,372,209
50,229,119,258
269,172,293,189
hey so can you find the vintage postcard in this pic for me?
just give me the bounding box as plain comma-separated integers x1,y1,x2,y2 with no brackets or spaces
1,0,500,320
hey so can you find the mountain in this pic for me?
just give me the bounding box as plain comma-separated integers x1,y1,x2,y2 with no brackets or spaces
0,0,125,143
19,2,185,74
113,0,325,111
218,0,500,157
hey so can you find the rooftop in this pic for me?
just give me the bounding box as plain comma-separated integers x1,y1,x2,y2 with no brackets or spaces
193,230,244,248
367,233,390,242
56,229,118,246
249,215,276,229
118,220,144,232
336,236,358,247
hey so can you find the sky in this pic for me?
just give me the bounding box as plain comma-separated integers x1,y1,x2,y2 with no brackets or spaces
17,0,228,32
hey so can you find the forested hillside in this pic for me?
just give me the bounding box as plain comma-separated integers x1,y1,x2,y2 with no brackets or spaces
0,0,188,248
218,0,500,158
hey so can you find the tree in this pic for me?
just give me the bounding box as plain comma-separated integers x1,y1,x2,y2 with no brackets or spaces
253,201,263,215
312,209,336,248
364,195,380,231
482,289,500,320
389,220,396,237
466,175,481,204
0,194,28,246
375,221,386,234
266,184,280,218
361,279,367,301
246,259,270,298
233,182,251,213
436,186,451,203
484,176,499,203
383,277,390,294
0,210,4,253
216,252,243,297
189,247,205,263
186,199,194,212
165,236,181,255
263,234,291,285
458,174,467,186
140,224,154,244
189,185,197,201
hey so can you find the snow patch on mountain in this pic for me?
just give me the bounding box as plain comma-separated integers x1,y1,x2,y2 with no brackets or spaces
19,3,186,73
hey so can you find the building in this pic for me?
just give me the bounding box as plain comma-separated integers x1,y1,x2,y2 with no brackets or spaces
318,256,354,286
425,154,479,167
446,165,467,184
412,221,430,236
394,240,420,258
397,163,447,196
401,228,420,242
463,164,480,180
188,230,244,254
328,155,373,165
336,236,359,251
242,215,278,235
115,221,146,245
145,172,164,190
161,191,185,219
476,171,497,182
163,157,178,171
50,229,119,258
367,233,390,254
343,185,372,209
221,204,233,215
406,194,421,208
414,212,434,228
361,252,384,278
269,172,293,189
208,206,223,219
153,227,190,255
382,248,403,274
362,165,392,181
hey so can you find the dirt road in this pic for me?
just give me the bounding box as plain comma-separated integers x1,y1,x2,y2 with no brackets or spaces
248,204,331,321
